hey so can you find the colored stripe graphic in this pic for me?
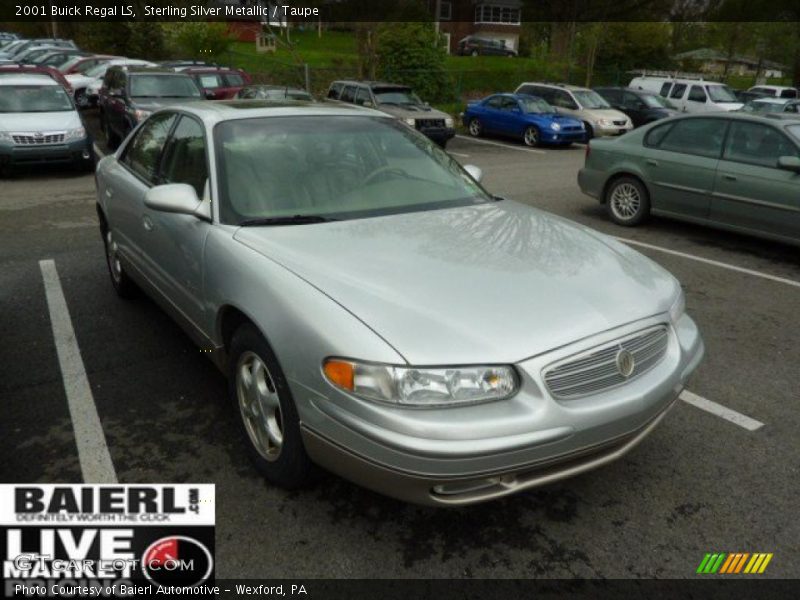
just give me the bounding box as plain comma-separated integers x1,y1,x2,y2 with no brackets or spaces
699,552,772,574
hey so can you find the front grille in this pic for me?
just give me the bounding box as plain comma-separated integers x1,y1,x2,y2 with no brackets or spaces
12,132,65,145
544,326,669,399
612,120,627,126
415,119,445,130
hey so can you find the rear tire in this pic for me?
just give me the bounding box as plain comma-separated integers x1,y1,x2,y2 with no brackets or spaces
229,324,313,489
605,176,650,226
103,227,138,298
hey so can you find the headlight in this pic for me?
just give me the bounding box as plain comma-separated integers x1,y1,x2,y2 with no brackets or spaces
64,126,86,141
134,109,152,122
444,117,454,128
323,359,518,407
550,122,561,131
668,289,686,324
403,117,416,127
597,118,614,127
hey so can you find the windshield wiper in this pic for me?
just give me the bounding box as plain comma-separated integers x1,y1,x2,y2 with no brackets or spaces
239,214,337,227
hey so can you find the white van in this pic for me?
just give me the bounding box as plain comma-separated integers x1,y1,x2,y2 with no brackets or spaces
747,85,798,99
629,76,743,113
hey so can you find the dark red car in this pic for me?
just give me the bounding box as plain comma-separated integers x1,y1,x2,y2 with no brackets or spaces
181,67,252,99
0,64,73,93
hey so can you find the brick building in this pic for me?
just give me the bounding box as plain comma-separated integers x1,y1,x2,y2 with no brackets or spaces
431,0,522,54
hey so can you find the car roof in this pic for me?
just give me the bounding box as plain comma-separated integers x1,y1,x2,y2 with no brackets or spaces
0,73,58,85
517,82,590,92
751,97,791,104
163,99,389,125
332,80,408,89
668,112,800,126
112,66,192,75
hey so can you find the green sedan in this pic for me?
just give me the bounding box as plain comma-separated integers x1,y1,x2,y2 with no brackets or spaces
578,113,800,246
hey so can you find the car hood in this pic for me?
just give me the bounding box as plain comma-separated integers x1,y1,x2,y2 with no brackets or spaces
378,104,449,119
233,201,679,364
528,113,583,126
65,73,95,88
0,110,80,132
715,102,744,111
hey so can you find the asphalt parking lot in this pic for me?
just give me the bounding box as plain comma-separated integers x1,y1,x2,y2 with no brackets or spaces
2,116,799,579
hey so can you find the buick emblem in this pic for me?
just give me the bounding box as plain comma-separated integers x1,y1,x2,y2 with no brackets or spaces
615,349,635,378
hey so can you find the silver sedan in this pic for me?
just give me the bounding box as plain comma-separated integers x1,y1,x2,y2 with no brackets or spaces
95,101,704,506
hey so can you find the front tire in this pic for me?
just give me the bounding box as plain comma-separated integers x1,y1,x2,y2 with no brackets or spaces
468,118,482,137
523,126,540,147
605,176,650,226
584,122,594,140
229,324,313,489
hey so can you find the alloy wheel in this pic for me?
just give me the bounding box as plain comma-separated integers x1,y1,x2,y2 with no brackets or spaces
469,119,482,136
610,183,641,220
105,231,122,284
236,351,284,462
524,127,539,147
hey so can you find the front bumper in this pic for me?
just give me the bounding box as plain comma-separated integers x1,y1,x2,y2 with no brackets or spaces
298,314,704,506
418,126,456,145
593,123,634,137
541,129,587,144
0,137,93,167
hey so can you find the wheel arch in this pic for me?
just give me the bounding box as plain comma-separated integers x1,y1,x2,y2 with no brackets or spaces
600,170,651,205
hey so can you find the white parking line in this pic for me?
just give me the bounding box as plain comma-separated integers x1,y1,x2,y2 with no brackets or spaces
455,135,546,154
680,390,764,431
39,259,118,483
448,151,470,158
617,237,800,290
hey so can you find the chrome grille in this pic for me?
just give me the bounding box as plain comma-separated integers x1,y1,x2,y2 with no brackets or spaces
544,326,669,399
12,132,65,145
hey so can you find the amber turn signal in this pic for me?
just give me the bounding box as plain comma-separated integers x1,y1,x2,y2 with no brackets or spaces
323,359,355,391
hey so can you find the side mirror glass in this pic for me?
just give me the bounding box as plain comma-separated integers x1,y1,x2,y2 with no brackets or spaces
777,156,800,173
144,183,206,218
463,164,483,182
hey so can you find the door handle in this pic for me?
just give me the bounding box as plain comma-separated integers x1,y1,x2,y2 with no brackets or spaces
142,215,154,232
723,174,737,181
646,159,658,166
105,187,114,198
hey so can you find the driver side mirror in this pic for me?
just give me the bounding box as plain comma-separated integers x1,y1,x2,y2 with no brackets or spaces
144,183,210,220
777,156,800,173
463,164,483,182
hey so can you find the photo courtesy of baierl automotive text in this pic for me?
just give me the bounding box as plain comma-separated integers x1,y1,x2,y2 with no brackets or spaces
0,1,798,598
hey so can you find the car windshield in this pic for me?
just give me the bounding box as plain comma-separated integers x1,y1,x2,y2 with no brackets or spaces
519,97,554,113
707,85,738,103
572,90,610,109
0,84,73,112
642,94,674,109
130,75,201,98
374,89,423,106
215,116,491,225
742,100,787,113
59,56,83,71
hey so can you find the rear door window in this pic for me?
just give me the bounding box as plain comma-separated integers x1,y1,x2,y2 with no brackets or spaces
197,74,223,89
327,83,342,99
658,118,728,158
780,88,797,98
121,112,177,184
224,72,244,86
659,82,672,97
340,85,356,103
354,87,370,106
485,95,503,109
669,84,687,100
160,115,208,197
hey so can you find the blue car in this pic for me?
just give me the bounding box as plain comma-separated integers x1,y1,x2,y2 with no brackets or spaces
463,93,586,147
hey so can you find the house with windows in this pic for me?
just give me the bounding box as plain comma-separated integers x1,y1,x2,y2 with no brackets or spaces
431,0,522,55
674,48,787,79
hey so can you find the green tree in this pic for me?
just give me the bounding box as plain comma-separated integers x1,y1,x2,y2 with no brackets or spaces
75,22,168,61
375,22,452,102
162,22,235,61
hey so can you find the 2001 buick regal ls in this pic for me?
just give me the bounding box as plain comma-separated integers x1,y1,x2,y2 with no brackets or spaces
95,101,704,506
